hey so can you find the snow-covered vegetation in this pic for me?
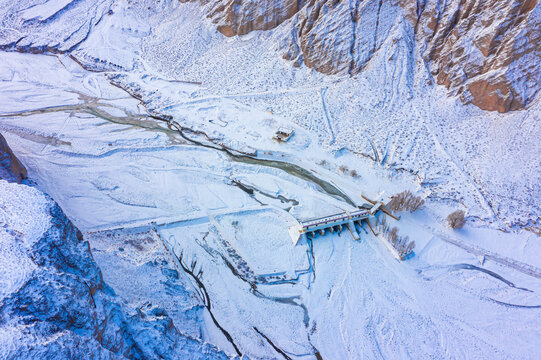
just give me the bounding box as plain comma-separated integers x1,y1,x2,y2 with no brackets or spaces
386,190,424,212
448,210,467,229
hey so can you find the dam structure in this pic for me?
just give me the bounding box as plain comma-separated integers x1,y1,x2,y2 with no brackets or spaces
288,196,397,245
290,209,372,244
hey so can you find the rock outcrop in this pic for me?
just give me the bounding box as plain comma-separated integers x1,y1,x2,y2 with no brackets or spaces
193,0,540,112
204,0,309,36
0,148,228,359
0,133,26,183
407,0,541,113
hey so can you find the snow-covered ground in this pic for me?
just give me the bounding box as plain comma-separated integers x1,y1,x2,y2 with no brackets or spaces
1,0,540,358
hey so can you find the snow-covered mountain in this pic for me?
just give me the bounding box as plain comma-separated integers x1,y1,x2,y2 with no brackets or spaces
0,0,540,359
188,0,541,113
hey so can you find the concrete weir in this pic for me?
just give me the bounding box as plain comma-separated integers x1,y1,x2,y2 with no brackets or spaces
290,209,373,244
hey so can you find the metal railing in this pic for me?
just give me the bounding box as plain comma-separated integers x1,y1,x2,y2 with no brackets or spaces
301,210,370,231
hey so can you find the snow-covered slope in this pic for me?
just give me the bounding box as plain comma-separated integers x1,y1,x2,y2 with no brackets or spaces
187,0,541,112
0,0,112,53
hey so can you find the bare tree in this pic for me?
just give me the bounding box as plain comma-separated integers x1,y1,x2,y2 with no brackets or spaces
376,216,415,259
447,210,466,229
387,190,424,212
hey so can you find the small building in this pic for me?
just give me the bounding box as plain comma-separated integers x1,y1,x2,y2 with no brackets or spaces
272,127,294,142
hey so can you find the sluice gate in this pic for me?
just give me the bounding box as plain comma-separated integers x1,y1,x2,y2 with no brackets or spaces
300,209,370,241
289,196,397,245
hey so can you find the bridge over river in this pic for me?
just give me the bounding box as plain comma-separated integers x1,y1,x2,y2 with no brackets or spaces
289,201,387,244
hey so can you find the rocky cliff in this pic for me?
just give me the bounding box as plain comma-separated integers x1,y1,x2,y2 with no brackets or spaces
408,0,540,113
0,133,26,183
0,138,227,359
194,0,540,113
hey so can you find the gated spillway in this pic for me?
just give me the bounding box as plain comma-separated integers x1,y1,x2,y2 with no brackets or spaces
290,208,377,244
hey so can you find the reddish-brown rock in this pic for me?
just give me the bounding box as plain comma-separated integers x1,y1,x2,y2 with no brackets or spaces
467,78,522,113
206,0,309,36
195,0,540,112
411,0,540,112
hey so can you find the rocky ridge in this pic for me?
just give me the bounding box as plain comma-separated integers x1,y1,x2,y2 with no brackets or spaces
193,0,540,112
